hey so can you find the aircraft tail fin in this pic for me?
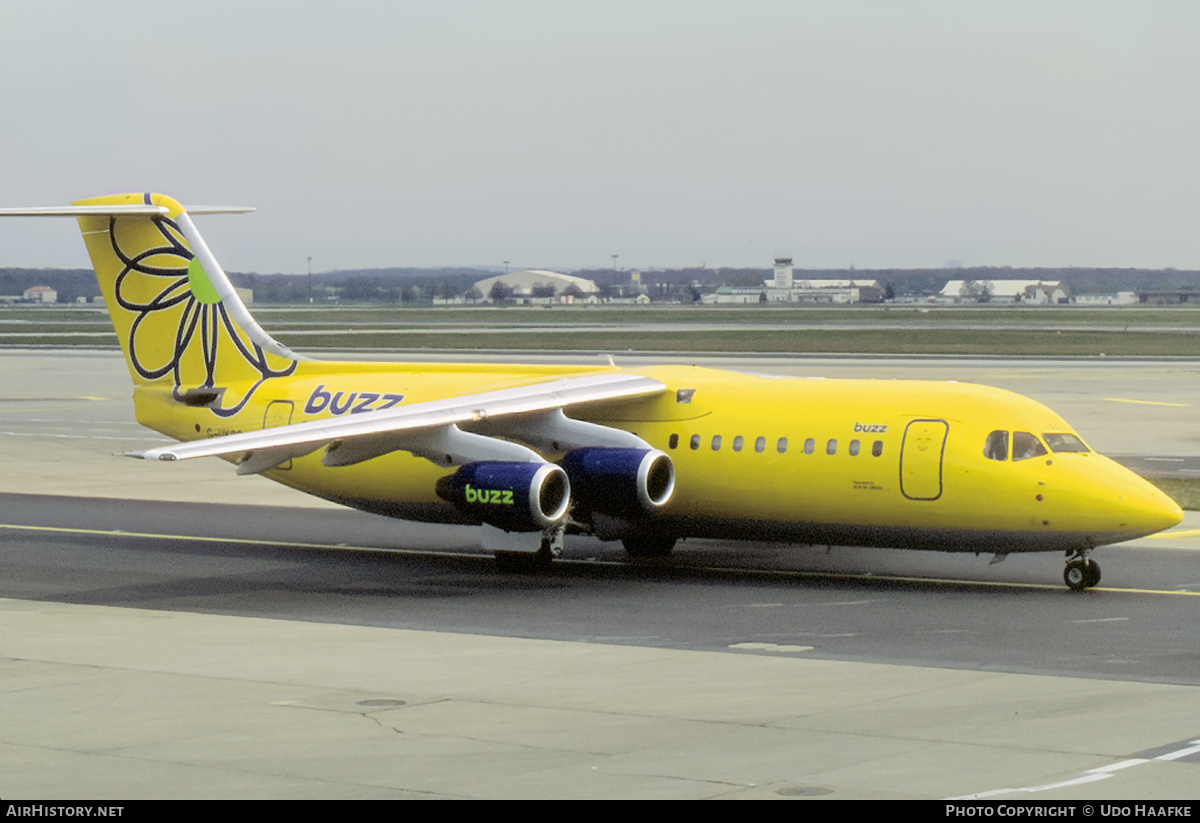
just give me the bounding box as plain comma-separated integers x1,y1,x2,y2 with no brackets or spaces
25,193,303,416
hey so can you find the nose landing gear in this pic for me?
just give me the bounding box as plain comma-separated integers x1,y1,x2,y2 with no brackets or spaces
1064,549,1101,591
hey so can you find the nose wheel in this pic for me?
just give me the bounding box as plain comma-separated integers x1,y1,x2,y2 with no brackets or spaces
1064,550,1101,591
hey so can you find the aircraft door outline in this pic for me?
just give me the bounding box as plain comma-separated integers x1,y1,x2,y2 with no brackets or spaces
263,400,295,470
900,418,948,501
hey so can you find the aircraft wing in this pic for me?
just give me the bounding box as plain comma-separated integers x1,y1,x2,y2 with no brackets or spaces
129,372,666,475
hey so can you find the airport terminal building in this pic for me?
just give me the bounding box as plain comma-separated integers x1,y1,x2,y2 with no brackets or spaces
704,258,883,304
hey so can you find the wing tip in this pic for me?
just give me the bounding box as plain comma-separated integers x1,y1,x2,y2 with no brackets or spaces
122,449,177,461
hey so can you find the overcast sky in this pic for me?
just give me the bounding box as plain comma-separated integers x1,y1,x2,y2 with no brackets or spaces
1,1,1196,273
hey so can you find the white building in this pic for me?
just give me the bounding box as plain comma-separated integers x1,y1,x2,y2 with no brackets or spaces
939,280,1070,305
766,259,881,303
702,286,764,305
704,258,882,304
472,270,599,303
1073,291,1139,306
23,285,56,303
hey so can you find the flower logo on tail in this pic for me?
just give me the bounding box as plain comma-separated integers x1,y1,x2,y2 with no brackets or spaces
108,210,297,418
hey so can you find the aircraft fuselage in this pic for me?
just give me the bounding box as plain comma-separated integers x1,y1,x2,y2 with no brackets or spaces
132,361,1180,555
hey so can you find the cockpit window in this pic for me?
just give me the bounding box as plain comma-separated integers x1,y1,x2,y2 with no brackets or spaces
983,430,1008,461
1043,433,1090,453
1012,431,1048,461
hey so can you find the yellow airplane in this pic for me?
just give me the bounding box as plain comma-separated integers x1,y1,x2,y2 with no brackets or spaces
0,193,1183,589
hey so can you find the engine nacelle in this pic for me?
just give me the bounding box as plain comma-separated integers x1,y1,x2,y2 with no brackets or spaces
559,448,675,517
435,462,570,532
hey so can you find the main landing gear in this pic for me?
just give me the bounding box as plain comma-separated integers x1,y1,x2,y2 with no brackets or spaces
1063,548,1101,591
494,525,563,573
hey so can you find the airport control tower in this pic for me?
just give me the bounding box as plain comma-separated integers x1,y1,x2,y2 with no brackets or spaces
773,257,793,290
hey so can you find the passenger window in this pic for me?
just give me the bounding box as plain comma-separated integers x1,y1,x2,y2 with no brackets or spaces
711,435,722,451
1043,433,1090,453
732,435,743,452
777,437,788,453
1013,431,1048,461
804,438,815,455
826,439,837,455
983,430,1008,461
669,433,679,450
849,439,860,456
872,440,883,457
755,436,766,453
690,434,700,451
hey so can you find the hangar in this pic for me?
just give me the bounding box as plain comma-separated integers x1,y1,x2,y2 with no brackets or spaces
473,270,600,303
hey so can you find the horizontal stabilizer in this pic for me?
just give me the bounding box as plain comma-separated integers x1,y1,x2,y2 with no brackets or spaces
0,205,253,216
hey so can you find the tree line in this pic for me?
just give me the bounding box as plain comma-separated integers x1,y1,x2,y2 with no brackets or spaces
5,265,1200,304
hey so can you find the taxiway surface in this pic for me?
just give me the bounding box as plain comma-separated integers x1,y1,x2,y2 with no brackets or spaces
1,349,1198,799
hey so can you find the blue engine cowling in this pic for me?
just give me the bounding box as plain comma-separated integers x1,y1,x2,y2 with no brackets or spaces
435,462,570,532
559,448,675,517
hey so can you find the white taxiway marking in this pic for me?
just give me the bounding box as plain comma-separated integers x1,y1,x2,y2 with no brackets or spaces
950,739,1200,798
729,642,814,653
0,430,166,443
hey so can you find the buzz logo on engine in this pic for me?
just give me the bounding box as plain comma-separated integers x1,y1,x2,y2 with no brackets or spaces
437,462,570,532
464,485,515,506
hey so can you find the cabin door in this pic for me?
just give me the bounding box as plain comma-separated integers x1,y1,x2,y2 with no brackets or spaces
900,419,948,501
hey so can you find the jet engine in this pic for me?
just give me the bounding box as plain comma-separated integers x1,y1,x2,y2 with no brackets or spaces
435,462,570,532
559,448,675,517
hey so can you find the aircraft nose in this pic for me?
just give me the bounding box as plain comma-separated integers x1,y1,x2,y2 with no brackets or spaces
1069,457,1185,543
1117,484,1183,536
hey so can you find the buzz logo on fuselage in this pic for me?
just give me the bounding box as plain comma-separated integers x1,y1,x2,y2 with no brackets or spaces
854,422,888,434
303,384,405,416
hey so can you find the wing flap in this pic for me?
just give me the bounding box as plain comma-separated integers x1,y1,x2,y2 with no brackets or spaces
234,443,323,476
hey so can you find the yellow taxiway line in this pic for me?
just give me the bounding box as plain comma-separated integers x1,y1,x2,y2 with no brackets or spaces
4,522,1199,597
1106,397,1189,407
